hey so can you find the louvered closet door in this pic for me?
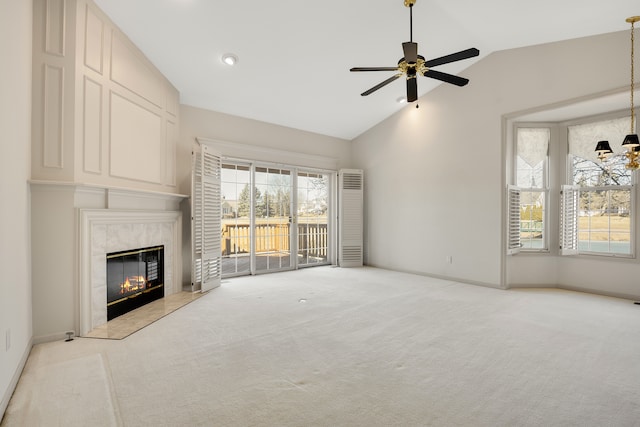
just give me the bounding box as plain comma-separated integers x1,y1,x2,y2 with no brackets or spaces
339,169,363,267
192,144,222,292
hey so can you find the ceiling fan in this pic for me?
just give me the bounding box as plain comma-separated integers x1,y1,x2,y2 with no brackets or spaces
350,0,480,103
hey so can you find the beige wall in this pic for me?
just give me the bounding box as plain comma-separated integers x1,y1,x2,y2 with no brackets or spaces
352,31,639,298
1,0,33,416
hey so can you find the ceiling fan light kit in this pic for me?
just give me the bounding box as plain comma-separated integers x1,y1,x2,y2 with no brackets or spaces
595,16,640,169
350,0,479,105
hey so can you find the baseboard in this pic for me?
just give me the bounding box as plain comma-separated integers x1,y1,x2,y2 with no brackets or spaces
363,264,503,290
505,282,639,301
1,337,33,420
557,284,640,302
33,331,73,345
506,283,559,290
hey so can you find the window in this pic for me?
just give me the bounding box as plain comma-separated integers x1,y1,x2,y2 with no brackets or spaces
515,127,549,250
568,116,634,256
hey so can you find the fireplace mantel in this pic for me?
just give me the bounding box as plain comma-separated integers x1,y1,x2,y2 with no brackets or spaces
30,180,188,341
29,180,188,209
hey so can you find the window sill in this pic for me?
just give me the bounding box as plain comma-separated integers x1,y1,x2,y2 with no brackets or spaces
574,252,635,260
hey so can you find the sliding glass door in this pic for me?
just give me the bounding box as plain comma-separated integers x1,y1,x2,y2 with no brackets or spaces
221,161,332,278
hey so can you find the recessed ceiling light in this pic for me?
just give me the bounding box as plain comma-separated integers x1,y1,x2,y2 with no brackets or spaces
221,53,238,66
396,96,407,104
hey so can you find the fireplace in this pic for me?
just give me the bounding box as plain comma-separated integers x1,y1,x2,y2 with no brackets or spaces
106,245,164,320
78,207,182,335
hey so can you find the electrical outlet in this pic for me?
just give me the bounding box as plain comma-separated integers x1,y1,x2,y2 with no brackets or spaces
5,329,10,351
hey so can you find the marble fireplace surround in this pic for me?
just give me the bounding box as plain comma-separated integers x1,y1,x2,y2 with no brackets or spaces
79,209,182,336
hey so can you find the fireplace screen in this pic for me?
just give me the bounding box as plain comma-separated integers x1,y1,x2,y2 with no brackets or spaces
106,245,164,320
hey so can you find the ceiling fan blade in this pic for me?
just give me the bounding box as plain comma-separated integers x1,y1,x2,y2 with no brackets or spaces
350,67,399,72
423,47,480,68
407,78,418,102
402,42,418,64
361,74,402,96
423,69,469,87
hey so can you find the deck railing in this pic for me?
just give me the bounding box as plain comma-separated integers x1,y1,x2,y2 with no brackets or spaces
222,218,327,258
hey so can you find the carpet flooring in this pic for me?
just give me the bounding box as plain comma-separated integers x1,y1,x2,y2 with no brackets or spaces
2,266,640,426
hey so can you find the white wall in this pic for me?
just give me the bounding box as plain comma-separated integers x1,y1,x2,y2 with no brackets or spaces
0,0,33,417
352,31,632,291
178,105,352,194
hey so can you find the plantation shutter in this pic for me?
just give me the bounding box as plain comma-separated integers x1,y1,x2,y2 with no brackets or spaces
507,185,521,255
338,169,363,267
560,185,579,256
192,142,222,291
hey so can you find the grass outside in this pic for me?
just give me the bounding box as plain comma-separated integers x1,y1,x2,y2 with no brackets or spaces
521,215,631,242
578,215,630,241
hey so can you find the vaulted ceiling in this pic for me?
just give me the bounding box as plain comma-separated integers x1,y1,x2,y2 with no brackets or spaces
94,0,639,140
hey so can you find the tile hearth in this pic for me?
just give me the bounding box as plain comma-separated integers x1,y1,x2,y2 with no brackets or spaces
84,292,203,340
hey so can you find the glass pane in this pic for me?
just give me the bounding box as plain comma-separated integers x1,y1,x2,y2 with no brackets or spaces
571,154,632,187
569,116,634,186
519,191,545,249
297,172,330,266
221,163,252,276
577,189,631,255
254,167,292,272
569,116,632,162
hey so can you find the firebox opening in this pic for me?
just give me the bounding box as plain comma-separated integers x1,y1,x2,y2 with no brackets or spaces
106,245,164,321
